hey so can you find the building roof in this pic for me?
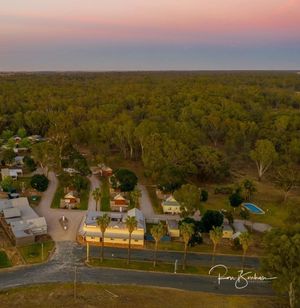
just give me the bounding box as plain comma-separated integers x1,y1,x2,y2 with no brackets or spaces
233,221,247,233
84,209,145,231
3,207,21,219
113,194,126,201
1,197,47,239
162,196,180,207
64,191,77,199
223,224,233,231
1,168,23,178
0,199,13,212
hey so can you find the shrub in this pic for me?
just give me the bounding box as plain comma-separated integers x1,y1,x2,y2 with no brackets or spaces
201,210,224,233
111,168,138,192
229,192,244,209
240,209,250,220
214,186,233,195
1,177,13,192
31,174,49,192
24,156,37,172
232,237,242,250
200,189,208,202
223,210,234,224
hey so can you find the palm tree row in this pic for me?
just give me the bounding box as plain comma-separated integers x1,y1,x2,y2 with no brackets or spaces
91,214,252,271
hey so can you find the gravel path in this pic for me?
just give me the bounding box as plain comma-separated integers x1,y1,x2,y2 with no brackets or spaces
34,171,86,242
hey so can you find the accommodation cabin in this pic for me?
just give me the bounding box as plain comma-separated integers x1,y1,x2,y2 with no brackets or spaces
98,164,113,177
110,193,129,212
222,224,234,239
1,168,23,180
60,191,80,209
162,196,181,214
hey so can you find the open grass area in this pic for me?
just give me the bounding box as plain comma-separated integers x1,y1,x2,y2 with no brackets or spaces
89,257,260,276
51,182,64,208
0,283,283,308
79,181,90,210
145,239,263,257
145,185,163,214
18,241,55,264
199,166,300,228
0,250,12,268
100,177,111,211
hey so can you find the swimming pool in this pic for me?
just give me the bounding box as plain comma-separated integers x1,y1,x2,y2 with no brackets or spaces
243,203,265,214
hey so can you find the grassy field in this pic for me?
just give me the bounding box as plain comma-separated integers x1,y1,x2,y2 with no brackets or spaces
79,181,90,210
0,283,283,308
199,168,300,226
88,257,260,276
51,181,64,208
100,177,111,211
145,238,264,256
0,250,11,268
18,241,55,264
145,185,163,214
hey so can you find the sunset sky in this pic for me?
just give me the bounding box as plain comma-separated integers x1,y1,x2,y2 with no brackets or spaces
1,0,300,70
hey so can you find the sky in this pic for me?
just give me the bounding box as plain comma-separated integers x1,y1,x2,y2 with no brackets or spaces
0,0,300,70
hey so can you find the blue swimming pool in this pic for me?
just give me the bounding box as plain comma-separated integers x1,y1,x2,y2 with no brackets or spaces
243,203,265,214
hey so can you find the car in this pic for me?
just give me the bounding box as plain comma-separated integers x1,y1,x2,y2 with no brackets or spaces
59,216,69,231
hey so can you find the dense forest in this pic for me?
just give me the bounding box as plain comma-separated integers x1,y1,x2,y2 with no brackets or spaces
1,71,300,188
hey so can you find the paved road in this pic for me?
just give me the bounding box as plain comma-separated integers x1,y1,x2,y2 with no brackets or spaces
34,171,86,241
0,242,273,296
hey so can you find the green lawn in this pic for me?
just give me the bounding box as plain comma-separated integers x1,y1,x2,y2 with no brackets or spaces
0,250,12,268
0,283,283,308
145,185,163,214
88,257,261,276
18,241,55,264
100,177,111,211
79,181,90,210
51,182,64,208
145,240,263,256
199,170,300,228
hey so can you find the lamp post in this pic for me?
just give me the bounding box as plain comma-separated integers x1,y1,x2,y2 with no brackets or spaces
86,242,90,263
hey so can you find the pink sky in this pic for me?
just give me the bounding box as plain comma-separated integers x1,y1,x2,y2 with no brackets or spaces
0,0,299,70
1,0,300,46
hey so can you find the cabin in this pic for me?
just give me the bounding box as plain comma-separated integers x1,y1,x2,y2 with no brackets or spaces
1,168,23,180
222,224,234,239
162,196,181,214
110,193,129,212
60,191,80,209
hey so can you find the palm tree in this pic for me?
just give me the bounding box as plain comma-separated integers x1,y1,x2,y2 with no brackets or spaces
130,188,142,208
209,226,223,265
96,213,110,263
150,223,165,267
179,222,194,270
92,187,102,211
126,216,137,265
239,231,252,269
